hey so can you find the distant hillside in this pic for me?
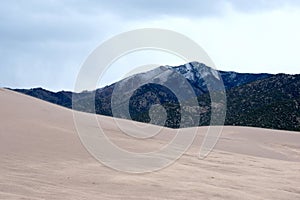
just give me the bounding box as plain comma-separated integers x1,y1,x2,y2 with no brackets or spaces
11,62,300,131
225,74,300,131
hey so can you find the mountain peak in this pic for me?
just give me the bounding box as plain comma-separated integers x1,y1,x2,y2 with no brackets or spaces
11,62,300,131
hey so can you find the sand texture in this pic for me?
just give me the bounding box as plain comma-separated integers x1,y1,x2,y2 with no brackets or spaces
1,88,300,200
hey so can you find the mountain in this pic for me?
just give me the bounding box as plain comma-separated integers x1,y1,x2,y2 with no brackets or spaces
172,62,272,92
10,62,300,131
13,88,73,108
225,74,300,131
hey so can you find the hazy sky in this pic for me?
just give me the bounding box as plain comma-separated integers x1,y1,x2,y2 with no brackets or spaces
1,0,300,91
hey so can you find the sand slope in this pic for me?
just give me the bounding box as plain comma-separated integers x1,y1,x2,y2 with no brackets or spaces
0,88,300,200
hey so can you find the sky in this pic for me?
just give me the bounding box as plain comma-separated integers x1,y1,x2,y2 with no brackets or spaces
1,0,300,91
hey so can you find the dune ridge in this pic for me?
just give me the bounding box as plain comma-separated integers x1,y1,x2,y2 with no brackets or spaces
1,88,300,200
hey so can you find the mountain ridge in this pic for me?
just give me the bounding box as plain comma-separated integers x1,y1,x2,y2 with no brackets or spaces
10,62,300,131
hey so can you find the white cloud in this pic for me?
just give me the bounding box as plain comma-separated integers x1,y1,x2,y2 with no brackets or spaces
1,0,300,91
130,5,300,74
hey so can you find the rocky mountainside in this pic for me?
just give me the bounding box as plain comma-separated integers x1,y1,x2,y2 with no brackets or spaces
225,74,300,130
11,62,300,131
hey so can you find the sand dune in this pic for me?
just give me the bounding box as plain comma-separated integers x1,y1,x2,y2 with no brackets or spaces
1,88,300,199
